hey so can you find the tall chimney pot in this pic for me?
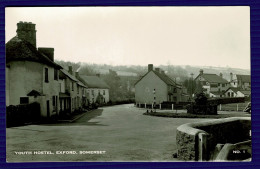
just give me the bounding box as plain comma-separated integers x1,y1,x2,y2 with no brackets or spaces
199,69,204,75
148,64,153,72
16,21,37,47
68,66,73,75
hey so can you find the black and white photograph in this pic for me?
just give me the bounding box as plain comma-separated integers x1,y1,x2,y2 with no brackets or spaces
5,6,251,162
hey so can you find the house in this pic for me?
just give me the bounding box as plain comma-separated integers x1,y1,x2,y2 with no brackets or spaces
230,73,251,90
194,70,229,97
134,64,187,105
224,87,251,98
58,66,87,115
80,74,110,105
6,21,62,118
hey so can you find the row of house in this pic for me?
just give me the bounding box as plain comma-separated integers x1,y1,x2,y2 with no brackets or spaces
194,70,251,98
6,21,110,118
134,64,251,106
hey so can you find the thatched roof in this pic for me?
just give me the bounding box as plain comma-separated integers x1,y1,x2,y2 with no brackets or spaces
6,36,61,69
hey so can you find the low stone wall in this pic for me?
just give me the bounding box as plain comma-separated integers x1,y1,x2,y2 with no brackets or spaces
176,117,251,161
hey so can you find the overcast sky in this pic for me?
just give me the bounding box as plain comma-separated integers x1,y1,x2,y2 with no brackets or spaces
5,7,250,69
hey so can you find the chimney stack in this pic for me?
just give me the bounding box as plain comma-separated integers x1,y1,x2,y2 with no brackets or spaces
75,72,79,78
219,73,223,78
230,72,233,82
68,66,73,75
16,21,37,47
148,64,153,72
155,68,160,73
38,48,54,61
199,69,204,75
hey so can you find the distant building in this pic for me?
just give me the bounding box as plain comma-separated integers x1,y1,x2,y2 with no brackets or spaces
230,73,251,90
6,21,62,118
194,70,229,97
80,74,110,105
134,64,188,105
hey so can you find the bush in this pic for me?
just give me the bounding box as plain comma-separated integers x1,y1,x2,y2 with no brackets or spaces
194,92,208,105
7,102,41,127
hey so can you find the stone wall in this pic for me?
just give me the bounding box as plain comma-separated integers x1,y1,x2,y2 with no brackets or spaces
176,117,251,161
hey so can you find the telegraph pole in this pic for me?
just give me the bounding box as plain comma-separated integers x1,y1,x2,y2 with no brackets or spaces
190,73,194,99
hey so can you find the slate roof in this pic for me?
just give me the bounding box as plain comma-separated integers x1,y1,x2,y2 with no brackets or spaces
60,69,78,82
240,90,251,95
225,87,251,96
225,87,240,93
80,75,110,89
60,69,87,88
236,75,251,83
195,73,228,84
6,36,61,69
135,70,181,88
210,91,224,96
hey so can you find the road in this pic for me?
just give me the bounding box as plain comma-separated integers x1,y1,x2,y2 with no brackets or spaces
6,104,211,162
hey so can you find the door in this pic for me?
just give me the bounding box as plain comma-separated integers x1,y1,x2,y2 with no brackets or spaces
47,100,50,118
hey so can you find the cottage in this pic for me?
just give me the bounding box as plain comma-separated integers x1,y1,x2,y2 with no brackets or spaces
134,64,186,106
58,66,87,115
230,73,251,90
6,21,62,118
225,87,251,98
80,74,110,105
194,70,229,97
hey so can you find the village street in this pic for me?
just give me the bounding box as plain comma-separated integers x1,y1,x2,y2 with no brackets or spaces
7,104,212,162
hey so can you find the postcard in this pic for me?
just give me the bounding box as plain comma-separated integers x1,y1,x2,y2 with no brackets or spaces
5,6,251,162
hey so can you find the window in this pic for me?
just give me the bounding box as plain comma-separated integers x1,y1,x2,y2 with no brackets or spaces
54,69,58,80
52,96,56,106
103,90,105,95
210,84,218,88
72,82,74,91
222,84,225,87
92,90,94,95
20,97,29,104
45,68,49,83
59,83,61,92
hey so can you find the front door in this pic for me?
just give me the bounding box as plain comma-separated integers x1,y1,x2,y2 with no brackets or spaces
46,100,50,118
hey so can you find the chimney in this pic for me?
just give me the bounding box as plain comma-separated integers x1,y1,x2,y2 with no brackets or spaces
68,66,73,75
16,21,37,47
230,72,233,82
155,68,160,73
96,73,100,77
161,70,165,74
148,64,153,72
38,48,54,61
75,72,79,78
199,69,203,75
219,73,223,78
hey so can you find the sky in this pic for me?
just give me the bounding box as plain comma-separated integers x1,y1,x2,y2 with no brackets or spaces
5,7,250,69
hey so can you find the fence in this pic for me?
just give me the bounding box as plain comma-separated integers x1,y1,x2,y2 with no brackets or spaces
6,102,41,127
135,102,190,110
218,102,249,112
